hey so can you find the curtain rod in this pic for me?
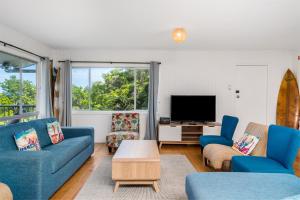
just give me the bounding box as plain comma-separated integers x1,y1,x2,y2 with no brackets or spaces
58,60,161,65
0,40,46,60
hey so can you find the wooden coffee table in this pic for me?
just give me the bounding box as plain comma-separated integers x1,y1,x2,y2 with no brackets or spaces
112,140,160,192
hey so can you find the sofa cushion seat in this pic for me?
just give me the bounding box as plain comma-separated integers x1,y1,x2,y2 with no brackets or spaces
200,135,233,147
232,156,293,174
43,136,92,173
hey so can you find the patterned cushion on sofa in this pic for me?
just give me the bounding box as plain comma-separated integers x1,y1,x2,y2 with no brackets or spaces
106,131,139,148
47,121,64,144
14,128,41,151
112,113,139,132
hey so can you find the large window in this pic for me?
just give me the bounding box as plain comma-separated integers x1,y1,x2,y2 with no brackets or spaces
0,51,37,120
72,67,149,111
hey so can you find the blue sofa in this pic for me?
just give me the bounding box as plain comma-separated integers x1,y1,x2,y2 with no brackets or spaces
186,172,300,200
0,118,94,200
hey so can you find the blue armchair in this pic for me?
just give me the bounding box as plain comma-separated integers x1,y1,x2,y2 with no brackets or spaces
232,125,300,174
199,115,239,151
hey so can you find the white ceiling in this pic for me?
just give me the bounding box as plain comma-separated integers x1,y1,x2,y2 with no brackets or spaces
0,0,299,50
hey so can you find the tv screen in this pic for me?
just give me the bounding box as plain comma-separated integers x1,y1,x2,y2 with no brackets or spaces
171,95,216,122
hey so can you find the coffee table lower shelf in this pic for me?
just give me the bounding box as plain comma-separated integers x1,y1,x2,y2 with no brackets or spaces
114,180,160,193
159,140,199,149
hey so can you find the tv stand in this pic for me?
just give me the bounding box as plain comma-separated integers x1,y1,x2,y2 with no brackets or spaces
158,121,221,149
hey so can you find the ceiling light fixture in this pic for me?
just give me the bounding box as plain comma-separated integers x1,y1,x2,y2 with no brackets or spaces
172,28,187,43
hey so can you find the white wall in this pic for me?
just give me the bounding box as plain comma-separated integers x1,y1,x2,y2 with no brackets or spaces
55,49,296,142
0,23,52,57
294,53,300,85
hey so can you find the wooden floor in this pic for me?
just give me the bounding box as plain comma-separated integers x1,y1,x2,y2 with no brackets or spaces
50,143,211,200
50,143,300,200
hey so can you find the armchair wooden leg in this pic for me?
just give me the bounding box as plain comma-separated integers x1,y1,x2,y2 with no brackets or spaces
204,157,208,167
200,146,204,154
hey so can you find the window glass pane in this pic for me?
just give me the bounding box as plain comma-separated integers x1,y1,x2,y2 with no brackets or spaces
90,68,134,111
136,69,149,110
22,64,37,113
0,51,37,125
72,68,89,110
0,65,21,117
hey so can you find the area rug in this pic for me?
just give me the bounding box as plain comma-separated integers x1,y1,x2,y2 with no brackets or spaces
75,155,196,200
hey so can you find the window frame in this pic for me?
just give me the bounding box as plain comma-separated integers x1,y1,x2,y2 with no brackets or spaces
71,64,150,113
0,49,41,123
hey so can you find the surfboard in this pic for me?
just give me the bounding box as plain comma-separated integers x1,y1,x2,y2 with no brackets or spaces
276,69,300,129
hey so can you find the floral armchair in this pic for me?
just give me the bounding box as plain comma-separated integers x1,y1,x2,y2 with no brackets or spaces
106,113,140,152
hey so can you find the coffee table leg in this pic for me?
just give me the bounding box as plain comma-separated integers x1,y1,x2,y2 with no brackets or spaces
159,142,163,149
152,181,159,192
114,181,120,192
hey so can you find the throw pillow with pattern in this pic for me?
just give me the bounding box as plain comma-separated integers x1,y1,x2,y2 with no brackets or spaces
47,121,64,144
232,133,259,155
14,128,41,151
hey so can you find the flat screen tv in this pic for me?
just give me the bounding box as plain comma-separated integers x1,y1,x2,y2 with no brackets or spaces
171,95,216,122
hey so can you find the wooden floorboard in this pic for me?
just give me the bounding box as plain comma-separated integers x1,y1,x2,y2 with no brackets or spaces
50,143,300,199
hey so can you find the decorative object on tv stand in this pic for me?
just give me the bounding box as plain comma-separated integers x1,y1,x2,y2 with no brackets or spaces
172,28,187,43
159,117,171,124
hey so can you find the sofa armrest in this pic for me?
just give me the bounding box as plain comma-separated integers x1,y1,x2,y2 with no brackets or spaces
61,127,94,141
0,151,52,199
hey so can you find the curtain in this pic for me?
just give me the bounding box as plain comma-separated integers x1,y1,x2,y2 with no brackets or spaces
53,67,60,119
43,58,54,117
59,60,72,126
145,61,160,140
50,62,56,112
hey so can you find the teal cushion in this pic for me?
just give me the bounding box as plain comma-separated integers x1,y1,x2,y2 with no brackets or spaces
232,156,293,174
43,136,91,173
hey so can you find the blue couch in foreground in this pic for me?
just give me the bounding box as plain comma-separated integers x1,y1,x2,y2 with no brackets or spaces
186,172,300,200
0,118,94,200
